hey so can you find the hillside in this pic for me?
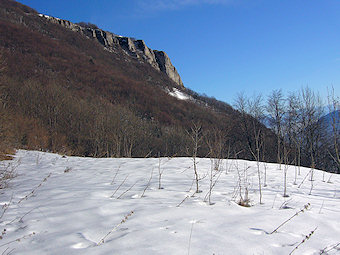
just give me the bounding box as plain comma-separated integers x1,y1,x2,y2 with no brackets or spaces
0,0,277,160
319,110,339,135
0,150,339,254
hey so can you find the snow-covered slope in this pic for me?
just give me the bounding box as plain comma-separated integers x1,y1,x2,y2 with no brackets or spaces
0,151,340,254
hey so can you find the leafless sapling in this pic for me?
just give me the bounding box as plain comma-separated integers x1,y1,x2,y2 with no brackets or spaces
234,93,264,204
235,161,251,207
270,203,310,234
204,129,226,204
158,153,164,189
141,168,154,198
288,227,317,255
97,211,134,246
248,94,265,204
110,175,129,198
187,122,203,193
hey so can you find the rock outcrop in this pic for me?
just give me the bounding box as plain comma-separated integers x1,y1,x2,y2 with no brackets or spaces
38,14,184,87
154,51,182,88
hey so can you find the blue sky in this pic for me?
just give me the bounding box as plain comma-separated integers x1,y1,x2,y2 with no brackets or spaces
17,0,340,104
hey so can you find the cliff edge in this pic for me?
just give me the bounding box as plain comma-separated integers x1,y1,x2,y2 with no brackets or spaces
38,14,184,87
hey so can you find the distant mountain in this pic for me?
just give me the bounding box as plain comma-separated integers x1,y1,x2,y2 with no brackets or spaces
0,0,277,160
319,110,340,135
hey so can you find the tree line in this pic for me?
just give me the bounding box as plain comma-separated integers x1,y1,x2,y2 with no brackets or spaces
234,87,339,173
0,1,338,173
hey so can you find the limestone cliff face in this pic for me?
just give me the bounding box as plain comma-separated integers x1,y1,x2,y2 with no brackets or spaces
154,51,183,88
38,14,184,87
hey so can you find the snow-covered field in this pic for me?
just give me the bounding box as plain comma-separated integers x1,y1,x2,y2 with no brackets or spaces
0,150,340,254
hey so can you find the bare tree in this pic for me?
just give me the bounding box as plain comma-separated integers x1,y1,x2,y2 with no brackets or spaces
187,122,203,193
235,93,265,204
299,87,324,180
282,144,291,197
267,89,286,169
205,128,225,170
280,93,304,194
327,87,340,173
204,129,226,205
248,94,265,204
0,49,6,74
0,50,9,151
286,93,303,179
235,161,251,207
234,92,253,157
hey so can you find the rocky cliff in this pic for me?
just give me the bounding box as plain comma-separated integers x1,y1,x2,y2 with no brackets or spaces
38,14,184,87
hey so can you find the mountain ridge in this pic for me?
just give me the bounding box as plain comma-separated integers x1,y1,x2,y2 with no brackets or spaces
37,13,184,88
0,0,278,161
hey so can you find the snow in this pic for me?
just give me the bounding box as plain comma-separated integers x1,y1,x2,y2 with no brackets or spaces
38,14,60,21
1,150,340,254
38,13,50,18
168,88,191,101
